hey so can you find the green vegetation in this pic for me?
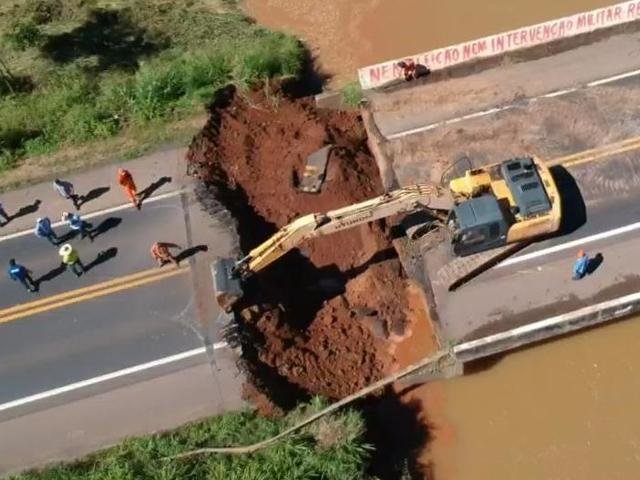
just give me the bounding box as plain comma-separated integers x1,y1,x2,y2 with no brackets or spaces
0,0,304,180
342,81,364,107
11,398,373,480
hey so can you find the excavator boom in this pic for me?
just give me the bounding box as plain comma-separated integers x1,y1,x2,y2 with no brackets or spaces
214,183,451,311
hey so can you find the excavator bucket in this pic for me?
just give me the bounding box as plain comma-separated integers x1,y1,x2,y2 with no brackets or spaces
211,258,243,312
298,145,332,193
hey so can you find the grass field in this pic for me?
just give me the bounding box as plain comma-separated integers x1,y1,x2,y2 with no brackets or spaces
10,399,372,480
0,0,304,189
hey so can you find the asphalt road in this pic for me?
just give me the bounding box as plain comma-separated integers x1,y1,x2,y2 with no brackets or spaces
429,137,640,341
0,151,243,476
0,195,211,406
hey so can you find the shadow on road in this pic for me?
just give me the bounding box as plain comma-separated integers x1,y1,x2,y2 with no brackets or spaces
176,244,208,263
91,217,122,239
139,176,172,205
57,229,80,243
34,264,66,290
79,186,110,209
85,247,118,272
10,199,41,222
587,252,604,275
550,165,587,236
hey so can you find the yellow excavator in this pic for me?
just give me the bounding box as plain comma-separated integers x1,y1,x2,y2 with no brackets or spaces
214,156,562,311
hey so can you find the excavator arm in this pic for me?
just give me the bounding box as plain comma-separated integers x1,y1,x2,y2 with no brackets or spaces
231,183,452,279
213,183,451,311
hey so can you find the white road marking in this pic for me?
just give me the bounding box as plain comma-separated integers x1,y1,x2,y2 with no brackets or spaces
0,189,184,243
541,88,577,98
386,67,640,139
497,220,640,268
587,67,640,87
0,342,228,413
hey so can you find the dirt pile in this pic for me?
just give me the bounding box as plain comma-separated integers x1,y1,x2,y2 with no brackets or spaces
187,86,409,400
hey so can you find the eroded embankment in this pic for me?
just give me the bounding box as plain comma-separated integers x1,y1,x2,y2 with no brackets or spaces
187,86,412,407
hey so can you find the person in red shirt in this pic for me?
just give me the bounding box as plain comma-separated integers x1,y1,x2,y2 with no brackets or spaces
150,242,181,267
117,168,140,209
397,59,417,81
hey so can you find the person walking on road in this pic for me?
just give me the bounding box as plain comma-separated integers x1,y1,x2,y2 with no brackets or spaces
8,259,37,292
150,242,181,267
118,168,140,210
573,249,590,280
0,200,10,226
59,244,85,277
62,211,93,242
53,179,82,210
34,217,59,245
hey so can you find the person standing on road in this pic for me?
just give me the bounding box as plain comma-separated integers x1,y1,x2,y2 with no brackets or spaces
8,258,37,292
59,244,85,277
0,200,10,226
53,179,82,210
62,211,93,242
573,249,590,280
150,242,181,267
118,168,140,210
34,217,59,245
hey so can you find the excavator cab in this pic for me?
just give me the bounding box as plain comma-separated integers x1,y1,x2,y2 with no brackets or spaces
448,156,559,256
449,195,509,256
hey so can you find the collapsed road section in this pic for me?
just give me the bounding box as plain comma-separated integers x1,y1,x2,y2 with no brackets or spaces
185,9,640,466
187,86,416,405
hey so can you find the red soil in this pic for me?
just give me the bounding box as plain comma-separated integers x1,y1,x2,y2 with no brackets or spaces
187,87,409,400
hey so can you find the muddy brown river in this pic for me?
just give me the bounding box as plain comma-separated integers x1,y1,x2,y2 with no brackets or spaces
242,1,636,478
244,0,612,86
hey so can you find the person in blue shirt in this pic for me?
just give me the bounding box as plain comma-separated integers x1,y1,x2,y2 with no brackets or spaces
62,211,93,242
34,217,59,245
8,259,37,292
573,249,589,280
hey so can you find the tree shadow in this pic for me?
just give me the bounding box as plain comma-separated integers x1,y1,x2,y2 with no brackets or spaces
138,176,172,204
40,8,167,72
280,47,330,98
10,199,41,221
0,75,34,97
587,252,604,275
362,392,432,479
175,244,208,263
90,217,122,239
34,264,66,289
79,186,110,208
85,247,118,272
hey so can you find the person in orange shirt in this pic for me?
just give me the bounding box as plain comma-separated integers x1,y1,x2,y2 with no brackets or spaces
150,242,181,267
117,168,140,209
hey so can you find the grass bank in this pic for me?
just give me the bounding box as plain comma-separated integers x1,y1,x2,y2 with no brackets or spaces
11,399,373,480
0,0,304,189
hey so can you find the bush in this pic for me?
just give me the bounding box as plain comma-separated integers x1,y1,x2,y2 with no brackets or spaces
342,81,364,107
0,0,306,173
4,21,43,50
11,400,373,480
24,0,65,24
233,33,303,86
